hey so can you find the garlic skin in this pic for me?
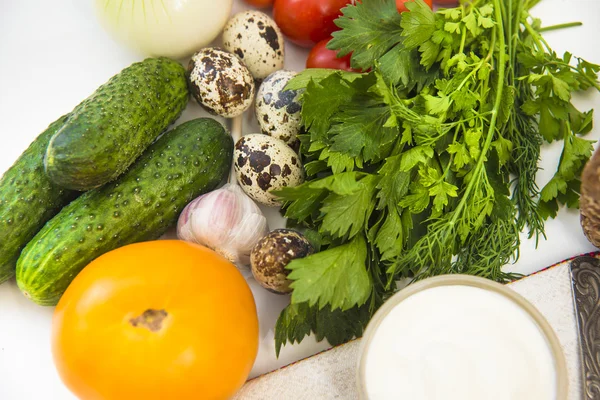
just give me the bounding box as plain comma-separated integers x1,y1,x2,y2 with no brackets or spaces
177,183,269,265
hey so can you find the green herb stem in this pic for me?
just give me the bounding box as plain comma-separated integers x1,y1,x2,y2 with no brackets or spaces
539,22,583,33
523,21,545,52
513,0,525,66
448,1,507,229
455,31,496,94
458,19,468,54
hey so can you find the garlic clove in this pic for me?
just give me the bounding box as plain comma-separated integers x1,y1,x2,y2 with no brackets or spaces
177,196,204,242
227,212,270,265
189,189,240,249
176,183,269,266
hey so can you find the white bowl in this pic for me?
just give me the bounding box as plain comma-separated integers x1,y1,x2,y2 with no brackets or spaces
356,275,568,400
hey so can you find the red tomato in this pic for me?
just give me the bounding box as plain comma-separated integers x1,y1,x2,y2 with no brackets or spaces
273,0,353,48
243,0,274,7
306,39,355,71
396,0,433,12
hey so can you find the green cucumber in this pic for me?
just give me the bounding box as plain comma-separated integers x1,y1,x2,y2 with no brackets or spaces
0,116,78,284
17,118,232,305
45,57,189,191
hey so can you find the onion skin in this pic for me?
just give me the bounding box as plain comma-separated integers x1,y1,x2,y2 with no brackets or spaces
94,0,233,59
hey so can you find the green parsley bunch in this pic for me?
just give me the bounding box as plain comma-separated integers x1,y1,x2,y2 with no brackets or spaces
274,0,600,354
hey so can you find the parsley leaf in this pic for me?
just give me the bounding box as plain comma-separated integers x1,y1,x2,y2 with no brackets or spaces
451,87,478,112
492,136,514,167
320,148,359,174
447,142,472,169
330,0,403,70
274,303,313,357
399,181,431,213
330,102,399,162
540,133,593,209
400,145,434,171
465,129,482,159
430,181,459,212
423,92,451,116
376,155,411,210
379,43,440,90
321,175,379,238
275,302,370,357
418,166,459,212
538,105,562,142
401,0,437,50
375,207,405,261
313,304,371,345
277,172,364,222
287,235,372,311
301,75,357,142
285,69,362,91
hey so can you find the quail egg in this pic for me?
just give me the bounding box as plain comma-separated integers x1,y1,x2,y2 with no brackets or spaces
235,134,305,207
222,11,285,81
188,47,255,118
255,70,302,150
251,229,314,294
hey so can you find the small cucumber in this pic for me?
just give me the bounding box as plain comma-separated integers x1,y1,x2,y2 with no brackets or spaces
45,57,189,191
0,116,78,283
17,118,232,305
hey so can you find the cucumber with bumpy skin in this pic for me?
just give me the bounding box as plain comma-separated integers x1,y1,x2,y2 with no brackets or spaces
45,57,189,191
0,116,78,284
17,118,232,305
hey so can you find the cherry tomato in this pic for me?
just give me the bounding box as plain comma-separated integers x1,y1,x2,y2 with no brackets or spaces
306,38,355,71
273,0,353,48
243,0,274,7
396,0,433,12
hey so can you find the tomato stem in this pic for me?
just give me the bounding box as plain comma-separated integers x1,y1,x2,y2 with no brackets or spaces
130,309,169,332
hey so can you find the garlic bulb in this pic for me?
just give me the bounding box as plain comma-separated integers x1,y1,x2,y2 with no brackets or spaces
177,183,269,265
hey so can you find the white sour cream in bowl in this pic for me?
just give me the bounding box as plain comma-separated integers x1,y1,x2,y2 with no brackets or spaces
357,275,567,400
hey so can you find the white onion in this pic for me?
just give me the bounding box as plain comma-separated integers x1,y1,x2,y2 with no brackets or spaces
94,0,233,59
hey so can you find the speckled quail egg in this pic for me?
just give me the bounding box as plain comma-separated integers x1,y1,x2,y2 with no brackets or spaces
187,47,255,118
234,134,305,207
222,11,285,81
255,70,302,150
251,229,314,294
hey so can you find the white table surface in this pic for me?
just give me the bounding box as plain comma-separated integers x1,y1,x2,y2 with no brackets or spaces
0,0,599,399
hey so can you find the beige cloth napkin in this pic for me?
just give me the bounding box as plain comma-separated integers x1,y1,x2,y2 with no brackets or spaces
235,260,583,399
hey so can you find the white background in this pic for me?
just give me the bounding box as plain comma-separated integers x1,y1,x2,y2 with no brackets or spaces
0,0,599,399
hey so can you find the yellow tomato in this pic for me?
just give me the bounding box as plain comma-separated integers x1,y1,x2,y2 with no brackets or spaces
52,240,259,400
